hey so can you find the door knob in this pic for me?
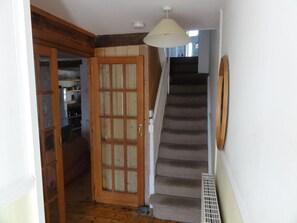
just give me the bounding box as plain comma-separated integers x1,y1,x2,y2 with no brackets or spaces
138,124,143,136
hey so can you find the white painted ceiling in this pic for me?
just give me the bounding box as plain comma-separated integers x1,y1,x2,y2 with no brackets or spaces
30,0,222,35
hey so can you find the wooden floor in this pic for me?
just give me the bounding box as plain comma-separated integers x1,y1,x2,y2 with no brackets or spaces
65,171,179,223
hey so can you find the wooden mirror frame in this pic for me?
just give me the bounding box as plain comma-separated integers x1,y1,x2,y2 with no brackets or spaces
216,55,229,150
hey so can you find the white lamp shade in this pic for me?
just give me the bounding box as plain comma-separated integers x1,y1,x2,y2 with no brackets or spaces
143,18,190,48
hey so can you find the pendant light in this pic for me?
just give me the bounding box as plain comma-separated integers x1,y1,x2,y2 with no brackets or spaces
143,6,190,48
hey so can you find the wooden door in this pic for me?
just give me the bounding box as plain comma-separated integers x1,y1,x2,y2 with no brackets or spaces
34,44,65,223
90,56,144,207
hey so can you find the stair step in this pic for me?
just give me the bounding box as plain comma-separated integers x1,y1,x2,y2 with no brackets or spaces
170,56,198,64
159,143,208,161
161,129,207,145
165,105,207,118
150,194,201,223
167,94,207,106
156,158,207,179
155,176,201,198
171,73,207,85
170,64,198,73
170,84,207,94
163,116,207,131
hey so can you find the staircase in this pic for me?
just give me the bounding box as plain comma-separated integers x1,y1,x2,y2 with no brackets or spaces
150,57,208,223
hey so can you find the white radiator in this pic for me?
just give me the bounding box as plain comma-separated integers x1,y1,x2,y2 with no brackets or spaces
201,173,222,223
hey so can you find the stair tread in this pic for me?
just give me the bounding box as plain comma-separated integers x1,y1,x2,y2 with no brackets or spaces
171,72,207,76
160,142,208,150
169,93,207,96
170,84,207,93
162,128,207,135
166,104,207,108
156,176,201,188
164,115,207,121
158,158,208,169
159,143,208,162
150,194,201,209
170,57,198,63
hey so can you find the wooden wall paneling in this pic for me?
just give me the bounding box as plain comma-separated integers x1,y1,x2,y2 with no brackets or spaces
127,46,140,56
115,47,128,56
95,48,105,57
148,46,162,110
104,47,117,57
95,46,141,57
31,6,95,57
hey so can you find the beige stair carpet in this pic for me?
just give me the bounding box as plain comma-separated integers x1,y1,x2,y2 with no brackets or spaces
150,57,208,223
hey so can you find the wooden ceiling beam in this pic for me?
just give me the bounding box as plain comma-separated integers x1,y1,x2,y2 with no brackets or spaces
31,6,95,57
95,33,148,48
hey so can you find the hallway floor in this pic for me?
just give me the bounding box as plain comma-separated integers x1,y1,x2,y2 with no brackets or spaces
65,171,179,223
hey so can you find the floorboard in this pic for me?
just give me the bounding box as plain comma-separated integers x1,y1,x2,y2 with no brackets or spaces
65,171,180,223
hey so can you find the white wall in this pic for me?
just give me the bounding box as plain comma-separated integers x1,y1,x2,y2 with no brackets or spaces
198,30,210,73
0,0,44,222
214,0,297,222
208,28,220,174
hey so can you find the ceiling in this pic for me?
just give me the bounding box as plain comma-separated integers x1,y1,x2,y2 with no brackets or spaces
30,0,222,35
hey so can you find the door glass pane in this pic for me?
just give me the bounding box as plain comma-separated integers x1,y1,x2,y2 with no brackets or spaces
113,119,124,140
126,92,137,116
42,95,54,129
127,146,137,168
99,64,110,89
102,169,112,191
112,92,124,116
45,131,56,165
112,64,123,89
127,171,137,193
49,199,59,223
44,130,55,151
40,57,52,91
126,64,137,89
114,170,125,192
114,145,124,167
102,144,112,166
101,118,111,141
127,119,137,140
100,92,111,116
46,165,58,201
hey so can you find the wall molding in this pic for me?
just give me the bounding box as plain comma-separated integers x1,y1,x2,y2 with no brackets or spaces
220,152,250,223
0,176,35,209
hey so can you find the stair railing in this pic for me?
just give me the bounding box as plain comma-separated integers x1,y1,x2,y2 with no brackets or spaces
148,57,170,196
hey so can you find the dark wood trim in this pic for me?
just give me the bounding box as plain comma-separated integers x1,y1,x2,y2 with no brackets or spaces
40,60,82,68
95,33,148,47
58,60,82,68
31,6,95,57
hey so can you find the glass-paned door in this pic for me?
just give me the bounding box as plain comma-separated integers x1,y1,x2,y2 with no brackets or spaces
90,56,144,207
34,44,65,223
